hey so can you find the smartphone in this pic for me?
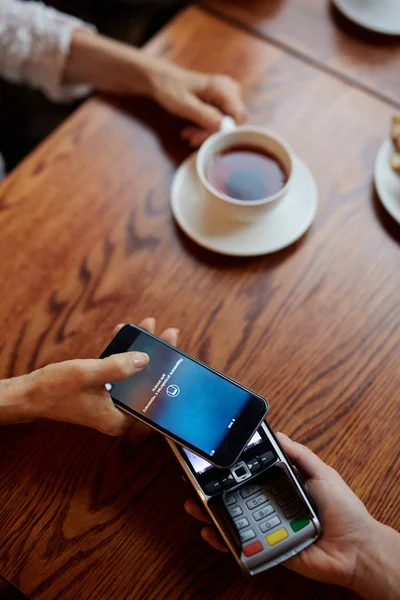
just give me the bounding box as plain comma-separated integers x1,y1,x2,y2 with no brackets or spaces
168,421,322,575
100,324,268,468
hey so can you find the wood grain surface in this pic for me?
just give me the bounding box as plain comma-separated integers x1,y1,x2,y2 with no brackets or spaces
0,5,399,600
203,0,400,107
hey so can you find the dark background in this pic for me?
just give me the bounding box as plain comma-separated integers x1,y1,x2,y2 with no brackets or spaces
0,575,28,599
0,0,190,173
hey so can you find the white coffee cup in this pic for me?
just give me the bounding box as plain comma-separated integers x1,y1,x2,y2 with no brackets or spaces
196,117,294,223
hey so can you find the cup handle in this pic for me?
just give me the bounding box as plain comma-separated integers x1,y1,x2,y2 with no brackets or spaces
220,116,236,133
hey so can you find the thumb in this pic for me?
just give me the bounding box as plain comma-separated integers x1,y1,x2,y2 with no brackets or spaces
277,433,330,481
78,352,150,387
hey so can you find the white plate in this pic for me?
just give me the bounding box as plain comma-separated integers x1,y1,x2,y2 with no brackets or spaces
375,137,400,224
171,153,318,257
332,0,400,35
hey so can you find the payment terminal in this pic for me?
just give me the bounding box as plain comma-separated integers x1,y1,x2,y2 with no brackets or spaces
168,421,322,575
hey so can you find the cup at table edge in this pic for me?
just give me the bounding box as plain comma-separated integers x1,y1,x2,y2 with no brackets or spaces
196,117,294,223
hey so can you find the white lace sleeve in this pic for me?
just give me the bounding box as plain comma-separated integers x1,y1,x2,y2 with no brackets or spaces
0,0,95,102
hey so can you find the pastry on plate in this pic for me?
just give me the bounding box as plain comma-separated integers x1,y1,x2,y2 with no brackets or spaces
390,115,400,174
390,153,400,175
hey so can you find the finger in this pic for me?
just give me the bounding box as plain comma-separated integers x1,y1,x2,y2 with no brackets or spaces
202,76,248,124
184,499,211,524
184,501,228,552
160,327,179,347
75,352,150,387
139,317,156,334
180,126,210,147
277,432,331,481
113,317,156,338
171,91,223,132
201,527,229,553
112,319,178,352
113,323,125,336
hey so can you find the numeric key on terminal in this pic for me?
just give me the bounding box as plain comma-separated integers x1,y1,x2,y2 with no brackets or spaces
253,504,274,521
246,494,268,510
225,494,236,506
240,484,261,499
229,506,243,518
259,515,281,533
234,517,249,531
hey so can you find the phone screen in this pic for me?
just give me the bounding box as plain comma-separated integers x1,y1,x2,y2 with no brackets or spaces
106,326,266,463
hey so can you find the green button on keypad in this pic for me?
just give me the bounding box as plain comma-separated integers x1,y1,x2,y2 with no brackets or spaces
290,516,309,532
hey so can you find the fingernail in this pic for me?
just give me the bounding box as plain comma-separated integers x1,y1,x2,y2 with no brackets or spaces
171,328,180,336
277,432,290,441
131,352,150,368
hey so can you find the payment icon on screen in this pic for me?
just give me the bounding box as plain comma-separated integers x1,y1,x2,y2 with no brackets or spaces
166,384,180,398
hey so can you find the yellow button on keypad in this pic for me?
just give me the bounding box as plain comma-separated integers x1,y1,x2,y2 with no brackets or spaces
266,527,288,546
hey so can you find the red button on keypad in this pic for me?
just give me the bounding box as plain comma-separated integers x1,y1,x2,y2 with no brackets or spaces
243,540,263,557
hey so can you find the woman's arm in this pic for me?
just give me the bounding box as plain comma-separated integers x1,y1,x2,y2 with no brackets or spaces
353,521,400,600
0,1,246,145
0,318,178,435
65,29,246,145
64,29,160,100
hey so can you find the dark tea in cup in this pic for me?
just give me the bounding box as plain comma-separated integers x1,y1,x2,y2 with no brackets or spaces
207,145,288,202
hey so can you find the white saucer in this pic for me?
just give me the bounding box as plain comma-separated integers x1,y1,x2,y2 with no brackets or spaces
375,137,400,224
171,153,318,257
332,0,400,35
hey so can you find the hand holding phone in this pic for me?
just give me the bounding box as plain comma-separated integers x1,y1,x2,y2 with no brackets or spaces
101,323,268,467
4,318,177,435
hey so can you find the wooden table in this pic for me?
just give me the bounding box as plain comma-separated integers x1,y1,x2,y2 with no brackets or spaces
0,5,399,600
203,0,400,107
